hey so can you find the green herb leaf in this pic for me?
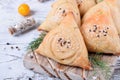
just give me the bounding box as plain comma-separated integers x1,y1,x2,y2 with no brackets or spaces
89,54,105,69
89,52,111,79
27,32,46,50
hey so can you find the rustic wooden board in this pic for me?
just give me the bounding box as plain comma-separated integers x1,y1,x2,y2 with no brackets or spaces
23,50,120,80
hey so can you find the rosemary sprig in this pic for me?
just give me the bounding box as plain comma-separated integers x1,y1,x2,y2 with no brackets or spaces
27,32,46,50
89,52,111,79
89,52,105,68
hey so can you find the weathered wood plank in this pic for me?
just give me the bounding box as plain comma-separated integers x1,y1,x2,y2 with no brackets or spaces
24,51,118,80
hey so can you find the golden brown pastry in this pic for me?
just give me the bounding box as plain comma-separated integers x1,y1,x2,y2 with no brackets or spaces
97,0,120,34
116,0,120,10
105,0,120,35
81,1,120,55
36,13,91,70
38,0,80,32
76,0,96,16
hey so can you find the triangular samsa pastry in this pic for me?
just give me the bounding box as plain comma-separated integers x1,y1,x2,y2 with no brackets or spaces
81,1,120,55
35,13,91,70
76,0,96,16
105,0,120,35
38,0,80,32
97,0,120,34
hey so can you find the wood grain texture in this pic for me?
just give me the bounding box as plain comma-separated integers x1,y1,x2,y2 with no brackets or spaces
24,51,119,80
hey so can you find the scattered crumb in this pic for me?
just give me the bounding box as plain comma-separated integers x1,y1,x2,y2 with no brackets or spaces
6,43,10,45
16,46,18,49
11,46,14,49
30,68,34,70
28,77,32,80
15,46,21,51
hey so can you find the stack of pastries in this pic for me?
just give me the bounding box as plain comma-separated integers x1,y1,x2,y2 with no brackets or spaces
35,0,120,70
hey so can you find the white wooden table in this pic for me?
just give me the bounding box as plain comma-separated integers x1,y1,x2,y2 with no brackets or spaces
0,0,58,79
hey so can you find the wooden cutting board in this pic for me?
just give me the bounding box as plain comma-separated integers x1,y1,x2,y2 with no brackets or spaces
23,50,120,80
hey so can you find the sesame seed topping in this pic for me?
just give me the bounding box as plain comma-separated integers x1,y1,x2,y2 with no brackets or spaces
97,35,100,37
103,30,106,33
67,41,71,44
63,41,67,45
93,25,97,28
58,38,62,42
104,34,107,36
63,10,65,13
93,30,96,32
89,29,91,32
60,42,63,46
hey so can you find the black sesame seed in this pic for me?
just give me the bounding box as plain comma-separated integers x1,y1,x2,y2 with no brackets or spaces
58,38,62,42
63,10,65,13
104,34,107,36
107,27,109,29
93,25,97,28
61,59,65,60
67,41,71,44
89,30,91,32
103,30,106,33
97,35,100,37
63,41,67,45
93,30,96,32
99,31,101,33
60,42,63,46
